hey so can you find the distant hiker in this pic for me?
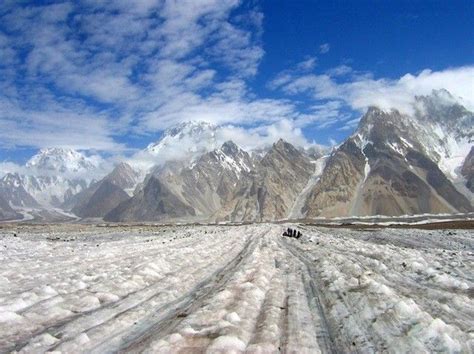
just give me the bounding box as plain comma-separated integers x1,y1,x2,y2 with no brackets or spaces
282,228,302,239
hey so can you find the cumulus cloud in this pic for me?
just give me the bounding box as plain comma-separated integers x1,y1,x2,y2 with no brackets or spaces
219,120,313,150
128,119,322,171
0,95,124,151
0,0,279,155
0,161,26,176
1,0,472,170
272,64,474,117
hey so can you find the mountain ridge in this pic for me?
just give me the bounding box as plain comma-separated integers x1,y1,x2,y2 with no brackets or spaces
1,90,472,222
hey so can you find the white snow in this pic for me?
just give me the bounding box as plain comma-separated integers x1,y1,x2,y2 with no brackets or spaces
387,141,405,156
410,119,471,184
363,156,370,182
399,136,414,148
138,122,220,170
26,148,97,172
214,147,251,175
0,223,472,353
288,156,328,219
1,168,96,209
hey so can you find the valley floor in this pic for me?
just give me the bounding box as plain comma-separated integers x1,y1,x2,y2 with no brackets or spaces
0,224,472,353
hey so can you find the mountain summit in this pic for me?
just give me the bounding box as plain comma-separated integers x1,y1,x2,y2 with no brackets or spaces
1,91,472,222
0,148,101,209
303,91,473,218
26,148,98,174
144,121,220,162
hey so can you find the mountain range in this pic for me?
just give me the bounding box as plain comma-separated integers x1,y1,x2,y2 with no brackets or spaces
0,90,472,222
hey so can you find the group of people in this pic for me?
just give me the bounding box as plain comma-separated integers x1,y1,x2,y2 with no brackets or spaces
282,227,302,239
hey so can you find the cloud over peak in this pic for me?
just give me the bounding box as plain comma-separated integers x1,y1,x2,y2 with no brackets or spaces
270,64,474,119
0,0,272,152
0,1,472,165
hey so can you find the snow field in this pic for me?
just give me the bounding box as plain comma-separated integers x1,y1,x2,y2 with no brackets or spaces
148,230,321,353
298,226,474,353
0,224,472,353
0,226,255,352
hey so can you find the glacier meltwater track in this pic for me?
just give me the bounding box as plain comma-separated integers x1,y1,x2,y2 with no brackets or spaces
0,224,473,353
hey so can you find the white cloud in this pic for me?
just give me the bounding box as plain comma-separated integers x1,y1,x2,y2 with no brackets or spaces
219,120,312,150
0,96,124,151
0,0,273,156
319,43,330,54
0,161,26,176
273,65,474,116
128,119,321,171
296,57,317,71
325,64,352,77
1,0,473,170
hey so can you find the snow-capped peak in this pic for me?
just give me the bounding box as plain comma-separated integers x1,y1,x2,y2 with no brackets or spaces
211,141,252,174
1,172,22,188
352,91,474,184
129,121,222,171
145,121,218,155
163,121,217,139
26,148,98,174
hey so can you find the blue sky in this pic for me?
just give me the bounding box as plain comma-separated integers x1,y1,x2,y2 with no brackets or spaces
0,0,473,164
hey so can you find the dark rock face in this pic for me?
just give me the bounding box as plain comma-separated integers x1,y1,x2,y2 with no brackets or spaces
62,181,100,211
104,176,195,222
304,99,473,217
462,147,474,192
220,139,314,221
303,140,366,217
406,150,471,212
0,195,21,221
68,162,140,218
72,181,130,218
104,139,315,222
0,173,39,208
103,162,140,190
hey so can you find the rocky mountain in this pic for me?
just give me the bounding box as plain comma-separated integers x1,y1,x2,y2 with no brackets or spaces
216,139,314,221
1,90,472,222
72,181,130,219
133,121,222,170
411,90,473,181
462,147,474,192
0,194,22,221
70,163,139,218
105,141,254,222
0,173,40,208
106,139,315,222
104,95,474,223
104,176,195,222
178,141,254,215
0,148,100,210
303,92,473,217
100,162,141,195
